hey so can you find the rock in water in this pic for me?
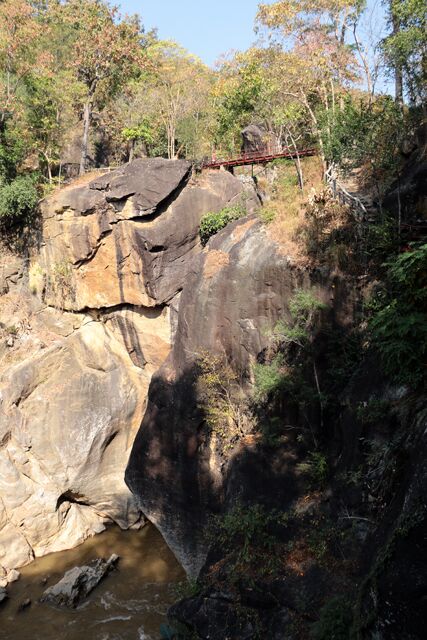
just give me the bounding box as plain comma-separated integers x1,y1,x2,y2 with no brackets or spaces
40,554,119,608
17,598,31,612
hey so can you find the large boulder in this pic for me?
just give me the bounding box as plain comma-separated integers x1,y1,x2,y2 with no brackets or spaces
241,125,266,154
241,125,276,154
0,304,171,573
40,554,119,608
33,160,259,310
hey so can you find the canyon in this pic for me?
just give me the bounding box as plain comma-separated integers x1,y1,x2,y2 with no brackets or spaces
0,157,425,640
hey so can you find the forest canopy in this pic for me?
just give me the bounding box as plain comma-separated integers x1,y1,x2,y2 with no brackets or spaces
0,0,425,213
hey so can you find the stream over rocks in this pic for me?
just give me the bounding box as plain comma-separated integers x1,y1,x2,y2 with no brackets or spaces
0,524,184,640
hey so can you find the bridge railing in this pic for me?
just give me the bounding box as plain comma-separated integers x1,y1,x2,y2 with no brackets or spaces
202,144,308,168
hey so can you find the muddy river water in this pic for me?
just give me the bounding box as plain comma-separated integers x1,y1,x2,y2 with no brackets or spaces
0,524,185,640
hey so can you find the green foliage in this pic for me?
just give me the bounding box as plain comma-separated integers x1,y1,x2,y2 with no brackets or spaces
0,175,38,225
289,289,327,325
0,127,27,183
370,303,427,386
388,243,427,299
195,350,246,445
369,243,427,387
122,120,154,144
259,206,276,224
311,597,352,640
270,289,327,350
254,290,326,406
213,59,264,151
208,503,281,566
356,399,391,425
320,95,404,198
382,0,427,103
363,213,399,261
298,451,329,487
253,354,288,403
199,204,246,245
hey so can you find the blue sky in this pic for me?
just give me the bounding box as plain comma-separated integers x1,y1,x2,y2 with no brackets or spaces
122,0,266,66
121,1,390,91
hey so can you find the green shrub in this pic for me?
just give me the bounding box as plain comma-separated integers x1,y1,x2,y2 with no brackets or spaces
0,176,38,225
259,206,276,224
289,289,327,324
254,290,327,405
196,350,243,438
253,354,288,403
208,503,280,565
199,204,245,245
369,243,427,387
311,596,352,640
298,451,329,487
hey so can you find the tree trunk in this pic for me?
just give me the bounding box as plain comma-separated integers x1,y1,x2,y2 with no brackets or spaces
128,139,135,163
286,130,304,191
80,99,91,175
170,125,176,159
391,7,404,110
80,84,96,175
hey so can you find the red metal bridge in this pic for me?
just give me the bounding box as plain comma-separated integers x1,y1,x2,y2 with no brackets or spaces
202,145,317,170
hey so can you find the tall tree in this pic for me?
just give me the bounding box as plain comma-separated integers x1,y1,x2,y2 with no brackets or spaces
256,0,365,170
57,0,143,174
0,0,52,125
382,0,426,107
142,42,210,159
390,2,404,108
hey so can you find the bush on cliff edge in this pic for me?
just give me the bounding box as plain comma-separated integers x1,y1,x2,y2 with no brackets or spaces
0,175,38,228
199,204,245,245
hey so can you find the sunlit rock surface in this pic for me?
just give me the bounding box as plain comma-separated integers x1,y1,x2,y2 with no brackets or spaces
33,160,259,310
0,158,259,577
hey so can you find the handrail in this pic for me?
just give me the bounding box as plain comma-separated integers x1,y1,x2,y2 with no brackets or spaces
325,164,368,223
202,145,317,170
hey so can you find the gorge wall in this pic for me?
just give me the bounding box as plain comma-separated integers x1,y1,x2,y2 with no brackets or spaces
125,214,362,574
0,159,259,580
1,157,425,640
123,166,426,638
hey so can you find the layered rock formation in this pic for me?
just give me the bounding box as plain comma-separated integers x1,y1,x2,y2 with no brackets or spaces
33,159,259,310
0,159,259,578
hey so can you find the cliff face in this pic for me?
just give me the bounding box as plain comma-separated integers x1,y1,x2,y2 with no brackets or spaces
33,159,258,310
1,158,424,639
0,159,259,579
125,216,356,576
124,171,426,638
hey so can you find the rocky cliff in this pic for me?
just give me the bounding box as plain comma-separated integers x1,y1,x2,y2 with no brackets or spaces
125,217,313,575
0,159,259,580
1,157,424,639
124,170,426,638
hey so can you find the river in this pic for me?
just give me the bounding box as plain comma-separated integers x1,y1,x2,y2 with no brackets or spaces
0,524,185,640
